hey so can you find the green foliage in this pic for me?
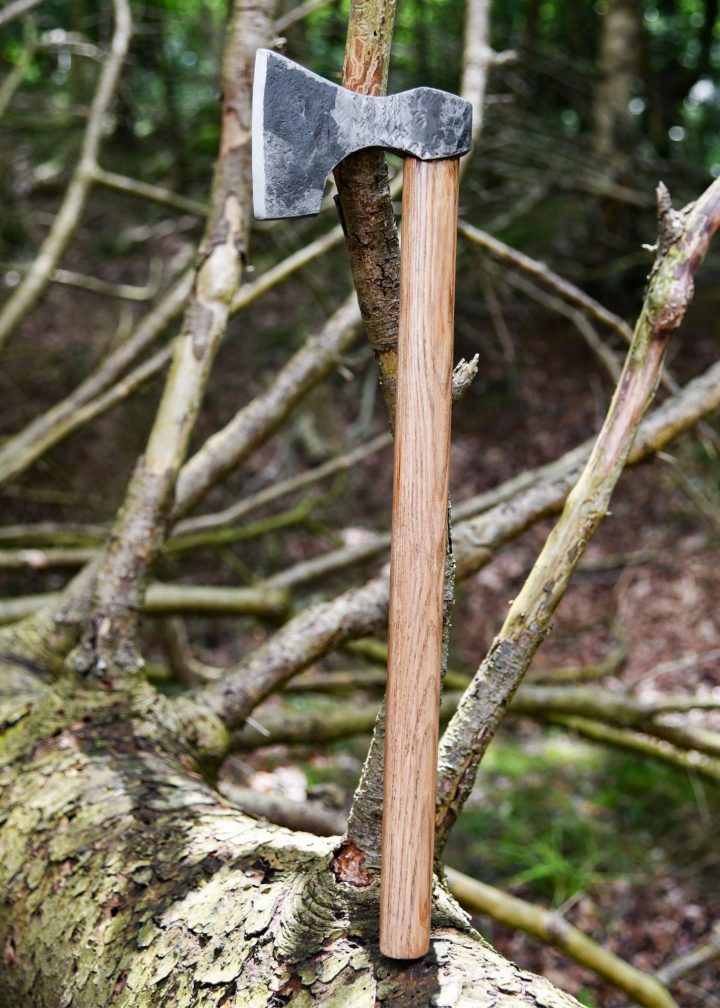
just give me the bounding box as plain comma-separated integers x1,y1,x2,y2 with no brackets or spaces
445,731,720,907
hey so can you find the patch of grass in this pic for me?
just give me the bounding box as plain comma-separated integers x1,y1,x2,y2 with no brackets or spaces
444,729,720,907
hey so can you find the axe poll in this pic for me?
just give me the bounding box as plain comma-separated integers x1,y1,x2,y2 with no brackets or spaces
251,49,471,959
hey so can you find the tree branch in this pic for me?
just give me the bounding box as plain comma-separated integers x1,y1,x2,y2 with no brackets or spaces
173,292,362,518
445,868,677,1008
0,0,44,28
435,179,720,849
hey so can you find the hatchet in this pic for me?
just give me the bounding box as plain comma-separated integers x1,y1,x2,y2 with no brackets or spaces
252,48,471,959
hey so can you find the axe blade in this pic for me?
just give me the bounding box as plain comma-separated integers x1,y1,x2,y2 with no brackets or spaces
252,49,472,220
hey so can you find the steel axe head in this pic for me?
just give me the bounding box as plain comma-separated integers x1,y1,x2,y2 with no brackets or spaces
252,49,472,220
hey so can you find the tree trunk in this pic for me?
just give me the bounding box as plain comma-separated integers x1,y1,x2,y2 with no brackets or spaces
0,660,580,1008
593,0,642,166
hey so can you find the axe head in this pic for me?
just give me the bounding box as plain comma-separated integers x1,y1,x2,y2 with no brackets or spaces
252,49,472,220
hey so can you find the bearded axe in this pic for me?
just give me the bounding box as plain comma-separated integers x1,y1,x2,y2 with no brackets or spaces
252,48,471,959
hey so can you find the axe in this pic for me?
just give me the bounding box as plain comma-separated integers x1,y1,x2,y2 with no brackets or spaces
252,49,471,959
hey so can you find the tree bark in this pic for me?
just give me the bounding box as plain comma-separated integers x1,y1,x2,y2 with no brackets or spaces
0,662,581,1008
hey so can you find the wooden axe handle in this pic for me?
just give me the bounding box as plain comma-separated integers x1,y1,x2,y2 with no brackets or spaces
380,156,459,960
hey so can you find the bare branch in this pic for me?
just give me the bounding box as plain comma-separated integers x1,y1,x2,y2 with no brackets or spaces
446,868,678,1008
0,0,133,349
173,293,362,518
0,581,288,625
182,577,390,729
231,224,344,312
548,716,720,785
0,222,343,487
219,780,346,836
275,0,334,32
91,165,208,217
174,431,391,538
0,0,44,28
459,220,632,342
656,927,720,986
435,179,720,849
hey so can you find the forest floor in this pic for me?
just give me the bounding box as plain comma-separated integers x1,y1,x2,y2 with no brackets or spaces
0,207,719,1007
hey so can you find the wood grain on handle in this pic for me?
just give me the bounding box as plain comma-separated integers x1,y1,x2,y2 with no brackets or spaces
380,156,459,960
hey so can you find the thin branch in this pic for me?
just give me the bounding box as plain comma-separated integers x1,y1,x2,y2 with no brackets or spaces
486,261,622,382
47,263,162,301
219,781,346,836
0,338,177,487
0,17,36,121
436,179,720,850
91,164,208,217
0,0,44,28
0,221,343,487
548,716,720,785
0,0,133,349
459,220,632,342
275,0,334,32
182,576,391,729
0,581,288,624
174,431,391,538
445,868,678,1008
231,224,344,312
0,547,98,570
173,292,362,519
656,927,720,986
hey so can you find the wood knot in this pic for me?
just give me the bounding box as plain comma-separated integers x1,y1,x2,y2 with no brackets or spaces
330,839,373,888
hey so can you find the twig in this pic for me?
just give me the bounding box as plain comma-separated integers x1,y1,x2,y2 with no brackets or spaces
486,261,622,382
157,617,221,687
445,868,677,1008
0,547,98,570
219,781,346,836
0,222,343,486
459,220,632,342
91,165,208,217
231,224,345,312
656,927,720,986
0,0,133,349
183,576,391,729
173,431,391,538
275,0,334,32
47,263,162,301
167,498,316,554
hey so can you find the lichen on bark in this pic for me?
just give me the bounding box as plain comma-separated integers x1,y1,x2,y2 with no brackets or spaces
0,664,581,1008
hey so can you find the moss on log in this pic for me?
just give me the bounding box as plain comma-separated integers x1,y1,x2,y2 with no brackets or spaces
0,661,581,1008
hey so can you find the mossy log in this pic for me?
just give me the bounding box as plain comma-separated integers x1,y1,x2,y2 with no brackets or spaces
0,661,580,1008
